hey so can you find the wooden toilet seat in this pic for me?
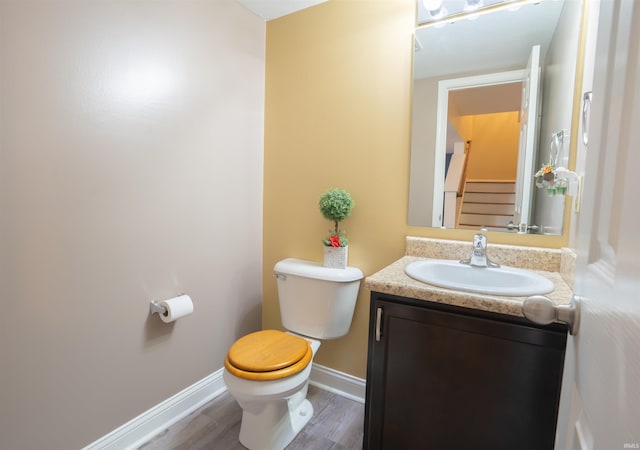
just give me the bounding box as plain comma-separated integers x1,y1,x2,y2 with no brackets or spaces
224,330,312,381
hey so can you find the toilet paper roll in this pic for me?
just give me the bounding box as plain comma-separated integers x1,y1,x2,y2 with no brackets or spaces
160,295,194,323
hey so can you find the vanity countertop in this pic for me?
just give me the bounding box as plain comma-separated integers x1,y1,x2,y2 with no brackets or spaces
364,255,573,319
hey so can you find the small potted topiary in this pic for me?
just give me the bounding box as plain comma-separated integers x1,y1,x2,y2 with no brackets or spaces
319,187,354,269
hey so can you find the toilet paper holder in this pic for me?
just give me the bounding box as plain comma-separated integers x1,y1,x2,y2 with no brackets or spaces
149,294,188,316
149,294,194,324
149,301,168,316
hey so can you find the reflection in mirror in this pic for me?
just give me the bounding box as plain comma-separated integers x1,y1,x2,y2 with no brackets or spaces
408,0,583,235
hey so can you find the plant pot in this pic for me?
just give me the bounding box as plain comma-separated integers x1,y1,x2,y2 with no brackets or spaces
543,171,555,182
323,245,348,269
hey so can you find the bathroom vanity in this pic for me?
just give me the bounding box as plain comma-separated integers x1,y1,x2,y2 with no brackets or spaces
363,238,574,450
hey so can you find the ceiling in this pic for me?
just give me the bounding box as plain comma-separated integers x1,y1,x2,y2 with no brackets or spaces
236,0,328,21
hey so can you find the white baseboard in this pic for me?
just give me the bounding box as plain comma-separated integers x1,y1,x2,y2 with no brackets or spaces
309,363,366,404
83,363,365,449
82,369,226,450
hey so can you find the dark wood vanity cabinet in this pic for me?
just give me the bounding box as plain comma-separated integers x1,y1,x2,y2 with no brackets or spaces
364,292,568,450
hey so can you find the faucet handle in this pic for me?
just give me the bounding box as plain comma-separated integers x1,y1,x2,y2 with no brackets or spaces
473,234,487,253
469,234,500,268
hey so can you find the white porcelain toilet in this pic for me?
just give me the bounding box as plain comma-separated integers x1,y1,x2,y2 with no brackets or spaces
223,258,363,450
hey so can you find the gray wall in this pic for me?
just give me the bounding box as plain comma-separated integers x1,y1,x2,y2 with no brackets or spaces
408,76,438,227
533,0,583,234
0,1,265,448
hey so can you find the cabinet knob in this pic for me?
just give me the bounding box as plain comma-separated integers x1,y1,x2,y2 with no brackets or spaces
522,295,581,335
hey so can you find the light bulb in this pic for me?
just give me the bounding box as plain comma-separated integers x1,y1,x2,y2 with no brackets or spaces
464,0,484,11
423,0,444,11
430,6,448,20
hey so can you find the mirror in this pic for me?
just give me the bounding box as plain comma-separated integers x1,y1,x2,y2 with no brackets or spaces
408,0,583,235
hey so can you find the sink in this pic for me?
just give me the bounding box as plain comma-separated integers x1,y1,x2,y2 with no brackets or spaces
404,259,555,296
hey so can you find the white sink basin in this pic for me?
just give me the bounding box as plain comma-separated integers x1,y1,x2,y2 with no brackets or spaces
404,259,555,296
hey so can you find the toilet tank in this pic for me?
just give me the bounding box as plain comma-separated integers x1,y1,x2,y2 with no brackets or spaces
273,258,363,339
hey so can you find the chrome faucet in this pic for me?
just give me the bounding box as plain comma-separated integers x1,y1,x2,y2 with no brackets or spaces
460,234,500,268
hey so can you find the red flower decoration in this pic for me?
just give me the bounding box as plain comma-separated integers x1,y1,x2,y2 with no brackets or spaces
329,235,341,247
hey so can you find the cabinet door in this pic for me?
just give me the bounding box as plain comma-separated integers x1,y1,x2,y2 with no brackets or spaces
364,296,567,450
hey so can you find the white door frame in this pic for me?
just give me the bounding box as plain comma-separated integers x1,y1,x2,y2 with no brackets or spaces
432,69,524,227
514,44,541,227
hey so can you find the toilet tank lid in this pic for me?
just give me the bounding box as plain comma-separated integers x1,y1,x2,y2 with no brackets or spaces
274,258,363,282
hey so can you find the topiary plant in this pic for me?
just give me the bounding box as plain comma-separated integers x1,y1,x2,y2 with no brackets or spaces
319,188,354,247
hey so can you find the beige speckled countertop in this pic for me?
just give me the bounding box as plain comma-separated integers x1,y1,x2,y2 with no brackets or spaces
364,237,574,319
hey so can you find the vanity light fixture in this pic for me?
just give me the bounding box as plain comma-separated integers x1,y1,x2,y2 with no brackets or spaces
417,0,542,29
464,0,484,12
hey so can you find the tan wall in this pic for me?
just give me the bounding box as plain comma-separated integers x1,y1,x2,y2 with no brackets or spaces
465,111,520,181
0,1,265,448
447,100,474,143
449,115,474,145
263,0,415,378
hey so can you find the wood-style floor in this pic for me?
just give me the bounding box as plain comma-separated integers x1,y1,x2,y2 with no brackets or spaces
138,385,364,450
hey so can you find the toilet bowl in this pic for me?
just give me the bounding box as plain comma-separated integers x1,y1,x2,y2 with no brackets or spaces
223,258,363,450
223,331,321,450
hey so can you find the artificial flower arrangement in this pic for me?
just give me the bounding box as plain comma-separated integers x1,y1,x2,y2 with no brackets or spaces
535,163,556,182
535,162,569,196
319,187,354,247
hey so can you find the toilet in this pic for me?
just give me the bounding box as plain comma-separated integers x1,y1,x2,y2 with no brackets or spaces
223,258,363,450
